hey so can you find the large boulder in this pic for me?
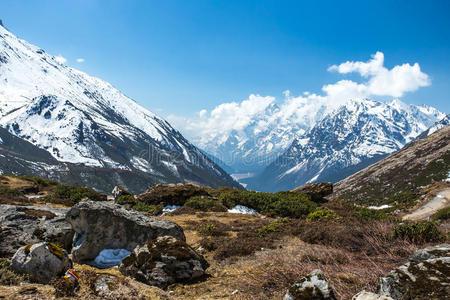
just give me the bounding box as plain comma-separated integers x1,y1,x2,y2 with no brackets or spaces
0,205,73,258
352,291,393,300
284,269,335,300
291,182,333,203
11,242,71,283
119,236,209,288
378,244,450,300
65,201,186,263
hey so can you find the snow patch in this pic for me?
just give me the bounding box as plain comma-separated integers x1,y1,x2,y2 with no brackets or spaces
228,205,259,215
163,205,182,212
91,249,131,269
367,204,391,210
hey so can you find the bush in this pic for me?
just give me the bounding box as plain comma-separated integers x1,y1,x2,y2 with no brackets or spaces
219,190,316,218
14,175,58,187
433,207,450,221
116,194,135,205
185,196,227,212
392,221,444,243
196,222,230,237
48,184,106,203
306,208,338,222
132,202,163,215
353,207,390,221
51,277,78,297
256,218,290,237
0,258,23,285
0,187,24,197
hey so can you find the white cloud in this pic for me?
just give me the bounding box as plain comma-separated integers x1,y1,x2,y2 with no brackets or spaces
54,55,67,64
328,51,430,97
76,58,85,63
169,52,431,144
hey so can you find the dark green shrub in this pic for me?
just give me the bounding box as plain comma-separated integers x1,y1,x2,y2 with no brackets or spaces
48,184,106,203
433,207,450,221
219,190,316,218
14,175,58,187
132,202,163,215
392,221,444,243
185,196,227,212
306,208,338,222
116,194,135,205
0,187,24,197
256,218,290,237
353,207,389,221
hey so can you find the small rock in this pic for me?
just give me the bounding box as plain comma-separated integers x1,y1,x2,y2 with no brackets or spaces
291,182,333,203
11,242,71,283
284,269,335,300
119,236,209,288
112,186,131,201
65,201,186,263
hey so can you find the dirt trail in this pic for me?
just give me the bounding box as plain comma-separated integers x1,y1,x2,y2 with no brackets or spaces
403,188,450,221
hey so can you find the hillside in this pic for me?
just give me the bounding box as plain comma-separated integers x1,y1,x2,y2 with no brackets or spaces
333,124,450,205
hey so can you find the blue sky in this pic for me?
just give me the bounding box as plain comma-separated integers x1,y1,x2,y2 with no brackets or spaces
3,0,450,117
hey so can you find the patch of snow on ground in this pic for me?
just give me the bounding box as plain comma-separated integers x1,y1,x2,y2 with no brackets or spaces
228,205,259,214
367,204,391,210
163,205,182,212
445,171,450,182
91,249,131,269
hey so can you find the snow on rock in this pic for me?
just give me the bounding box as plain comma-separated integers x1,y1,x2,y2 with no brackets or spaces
163,205,182,212
228,205,259,215
367,204,392,210
92,249,131,269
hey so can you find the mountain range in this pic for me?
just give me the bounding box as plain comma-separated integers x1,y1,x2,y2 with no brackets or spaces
0,22,240,193
244,99,445,191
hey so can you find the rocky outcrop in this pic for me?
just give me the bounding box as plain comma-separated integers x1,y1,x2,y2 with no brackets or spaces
119,236,209,288
352,244,449,300
291,182,333,203
11,242,71,283
65,201,186,263
284,269,335,300
379,244,449,300
0,205,73,258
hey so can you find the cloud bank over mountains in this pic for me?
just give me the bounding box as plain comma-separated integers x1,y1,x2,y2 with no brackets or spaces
168,52,431,144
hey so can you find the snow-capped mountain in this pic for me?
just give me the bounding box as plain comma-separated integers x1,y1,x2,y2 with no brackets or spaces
0,22,240,192
248,99,445,192
198,97,329,173
416,114,450,139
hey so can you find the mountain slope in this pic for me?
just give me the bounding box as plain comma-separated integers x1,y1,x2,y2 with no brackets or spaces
0,23,240,192
332,124,450,204
248,99,445,192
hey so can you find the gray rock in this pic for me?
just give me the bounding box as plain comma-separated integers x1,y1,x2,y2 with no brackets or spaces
112,186,131,201
11,242,71,283
119,236,209,288
65,201,186,263
0,205,73,258
284,269,335,300
379,244,450,300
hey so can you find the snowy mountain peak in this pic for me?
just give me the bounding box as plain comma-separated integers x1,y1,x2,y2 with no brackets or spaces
248,98,445,192
0,24,240,190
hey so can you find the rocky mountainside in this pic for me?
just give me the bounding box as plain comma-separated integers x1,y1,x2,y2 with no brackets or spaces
333,124,450,204
248,99,445,192
0,23,240,192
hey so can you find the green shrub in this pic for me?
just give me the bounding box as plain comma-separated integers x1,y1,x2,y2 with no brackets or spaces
256,218,290,237
196,222,229,237
116,194,135,205
387,191,418,208
306,208,338,222
0,187,24,197
0,258,23,285
392,221,444,243
353,207,389,221
219,190,316,218
132,202,163,215
49,184,106,203
433,207,450,221
185,196,226,212
14,175,58,187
